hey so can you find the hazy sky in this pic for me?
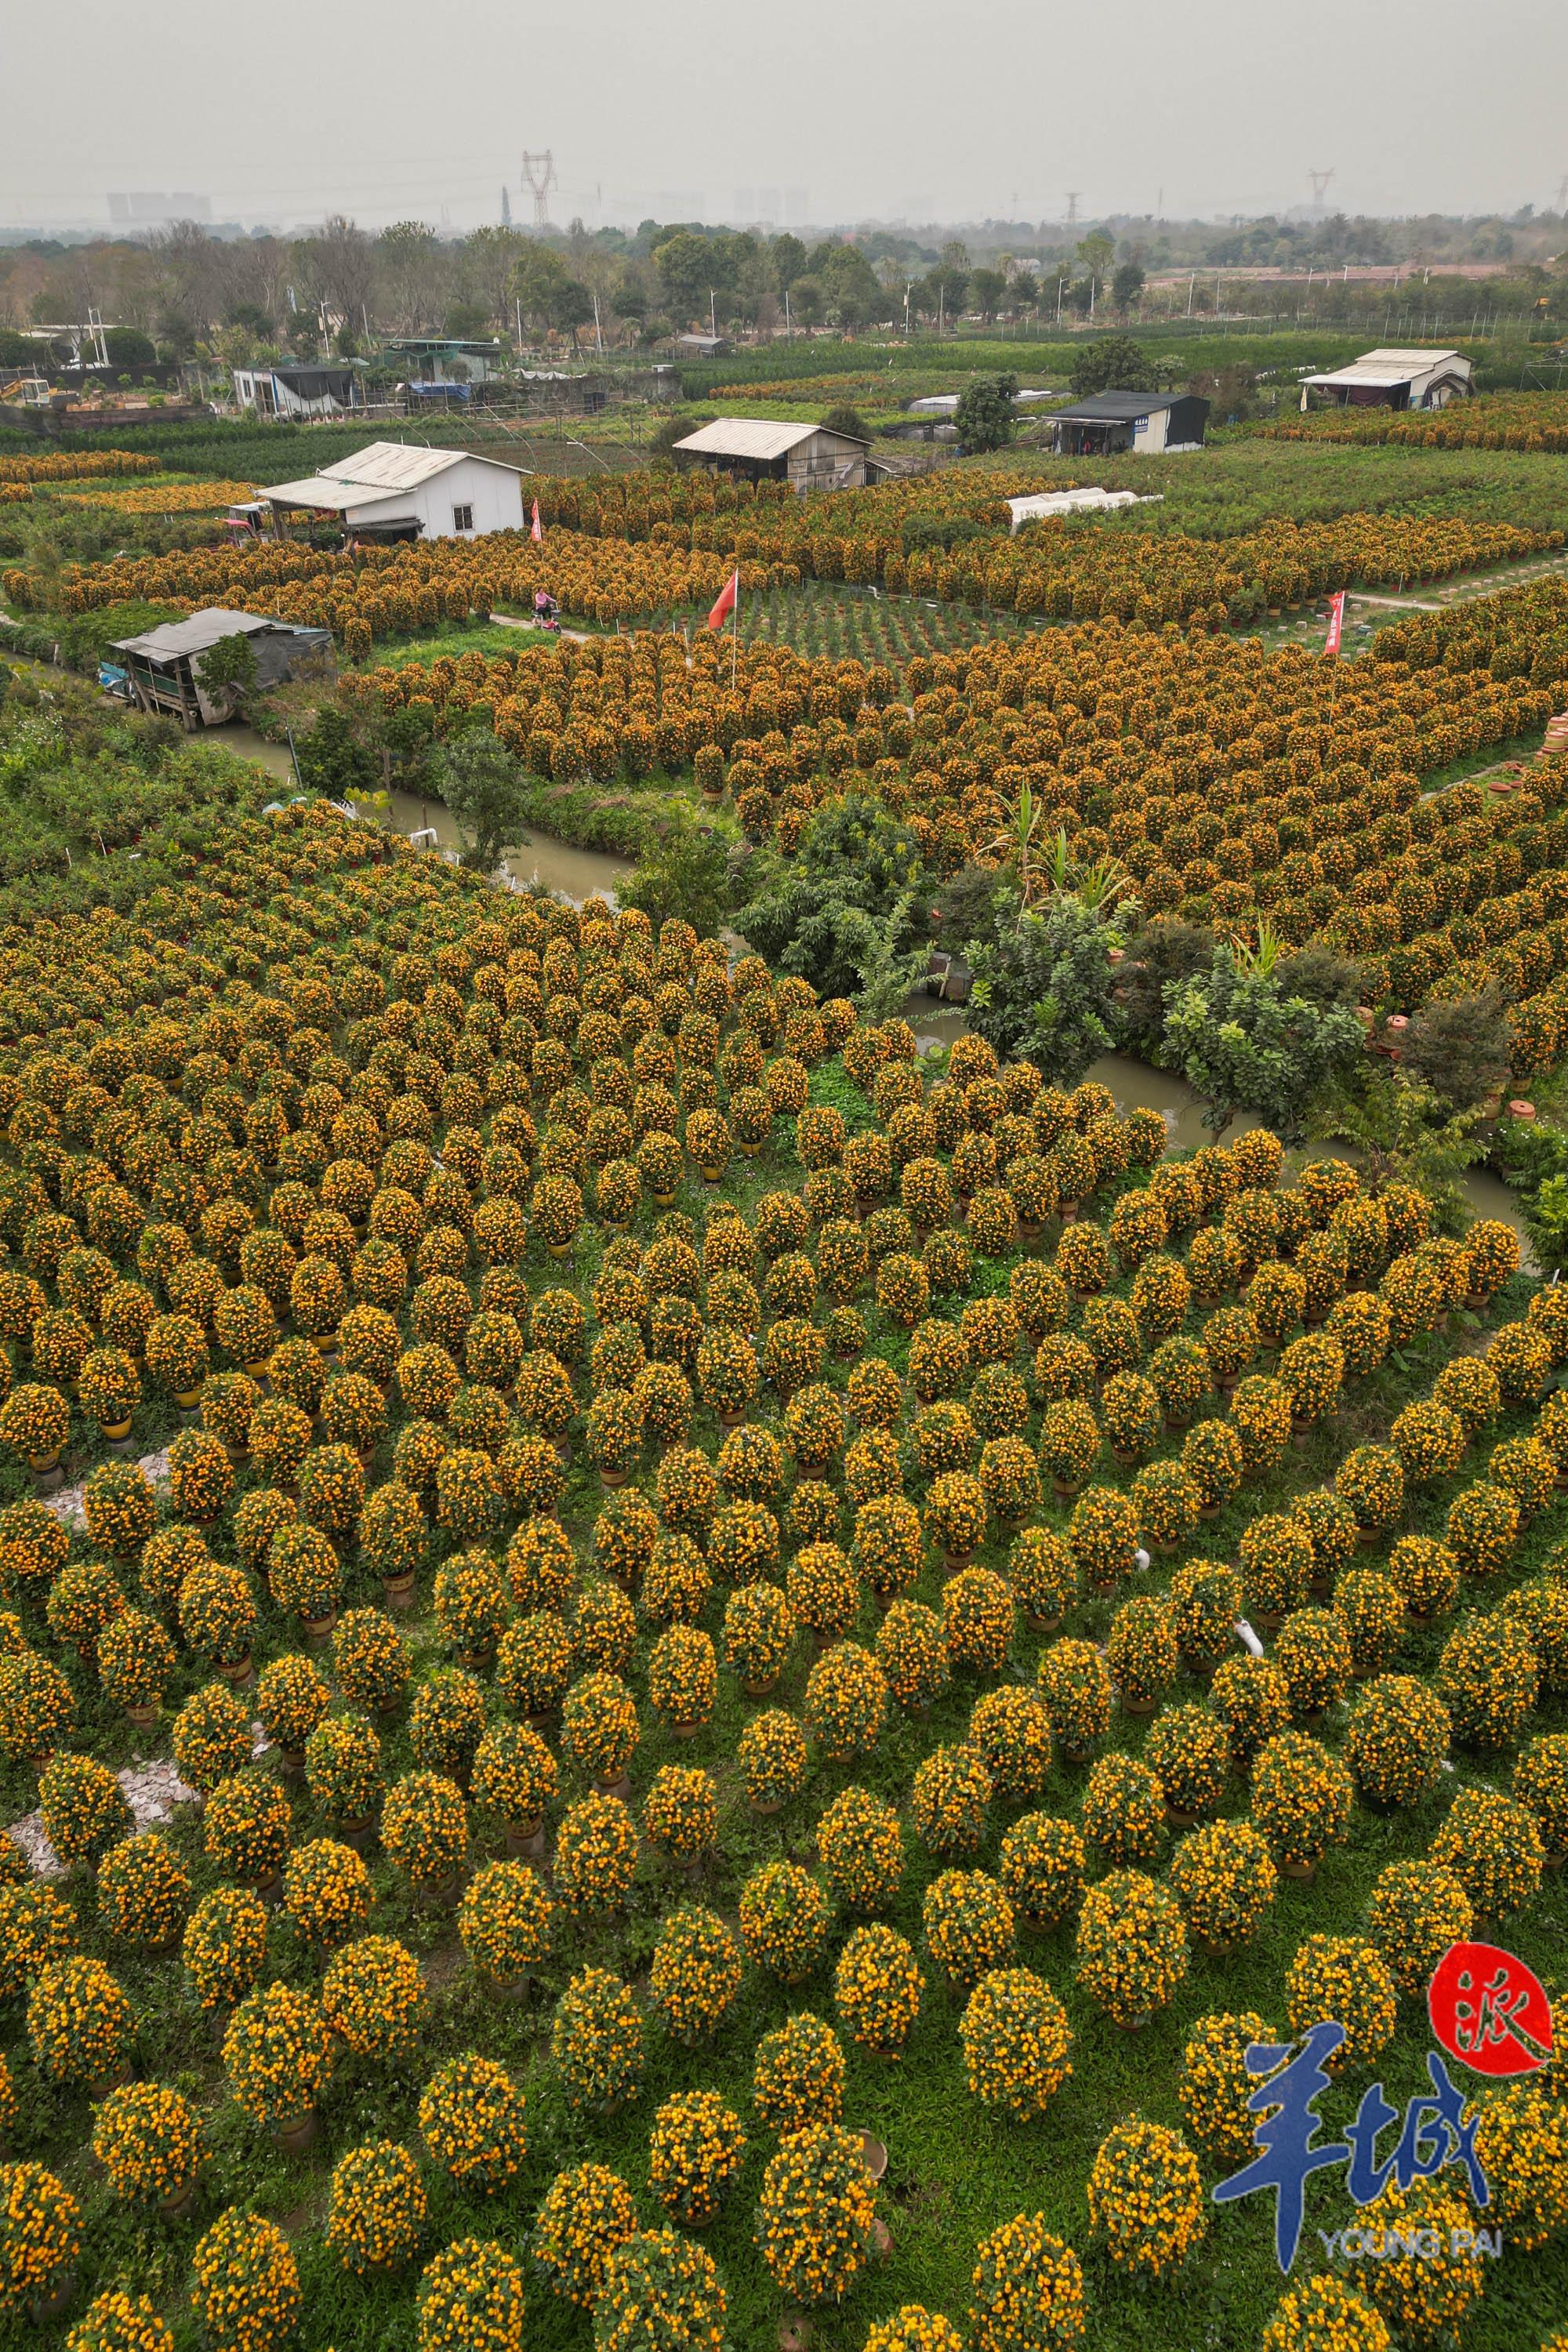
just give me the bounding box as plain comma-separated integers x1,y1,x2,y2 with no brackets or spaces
8,0,1566,232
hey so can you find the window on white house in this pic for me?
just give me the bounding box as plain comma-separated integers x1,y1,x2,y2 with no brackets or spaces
452,503,474,532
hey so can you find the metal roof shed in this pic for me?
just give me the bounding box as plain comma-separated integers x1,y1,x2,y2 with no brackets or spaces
1298,347,1474,412
673,416,869,492
1049,391,1210,456
109,608,333,728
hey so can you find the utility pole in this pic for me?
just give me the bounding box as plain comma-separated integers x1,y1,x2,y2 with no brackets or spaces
521,151,556,231
710,289,717,338
1186,272,1195,317
592,290,604,358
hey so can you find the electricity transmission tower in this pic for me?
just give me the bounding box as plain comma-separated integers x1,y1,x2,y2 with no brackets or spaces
521,152,556,230
1308,169,1334,214
1065,191,1080,227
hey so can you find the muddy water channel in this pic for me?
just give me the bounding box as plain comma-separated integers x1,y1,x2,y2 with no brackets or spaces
902,1004,1534,1261
218,722,1532,1255
220,726,633,906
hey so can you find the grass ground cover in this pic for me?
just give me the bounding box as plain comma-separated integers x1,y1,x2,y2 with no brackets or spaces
0,806,1561,2352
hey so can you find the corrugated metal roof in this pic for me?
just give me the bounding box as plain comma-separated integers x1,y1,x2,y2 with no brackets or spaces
110,608,282,659
1051,392,1186,420
1302,348,1471,389
257,474,367,511
674,417,867,460
260,439,523,506
1358,347,1465,368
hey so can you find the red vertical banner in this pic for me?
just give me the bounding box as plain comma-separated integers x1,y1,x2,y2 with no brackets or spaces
530,499,543,543
706,568,739,631
1323,590,1346,655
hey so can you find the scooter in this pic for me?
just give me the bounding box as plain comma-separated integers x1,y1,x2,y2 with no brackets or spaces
532,592,561,633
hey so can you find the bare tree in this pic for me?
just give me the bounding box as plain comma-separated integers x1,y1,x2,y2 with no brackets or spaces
293,216,377,336
461,226,525,332
376,220,449,334
147,219,228,335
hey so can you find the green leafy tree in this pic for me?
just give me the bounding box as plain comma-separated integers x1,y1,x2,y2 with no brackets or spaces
809,241,884,330
1069,335,1158,397
785,277,824,328
771,234,808,292
1076,231,1115,289
954,374,1018,454
735,796,930,1001
1162,948,1363,1138
435,733,528,873
513,240,591,333
622,808,735,938
966,895,1122,1080
1308,1070,1484,1235
383,703,436,789
1112,918,1218,1051
1399,989,1512,1112
653,231,724,322
104,327,156,372
1111,262,1146,314
194,633,259,715
651,410,703,464
819,404,870,445
968,267,1007,321
296,706,379,801
1524,1173,1568,1273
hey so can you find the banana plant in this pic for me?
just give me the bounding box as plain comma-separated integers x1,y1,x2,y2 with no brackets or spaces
1231,919,1287,979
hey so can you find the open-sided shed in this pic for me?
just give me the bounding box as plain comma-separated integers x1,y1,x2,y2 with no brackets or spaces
110,608,333,727
673,417,869,492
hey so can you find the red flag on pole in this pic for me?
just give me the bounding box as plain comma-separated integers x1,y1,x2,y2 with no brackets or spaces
706,568,739,631
1323,590,1346,655
530,499,543,543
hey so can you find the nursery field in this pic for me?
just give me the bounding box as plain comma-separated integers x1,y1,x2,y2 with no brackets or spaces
1255,391,1568,454
326,572,1568,1052
736,583,1045,661
0,807,1559,2352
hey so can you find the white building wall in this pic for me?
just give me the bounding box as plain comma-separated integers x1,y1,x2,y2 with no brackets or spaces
347,458,526,541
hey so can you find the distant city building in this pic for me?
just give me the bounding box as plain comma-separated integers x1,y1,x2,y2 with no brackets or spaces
107,192,212,224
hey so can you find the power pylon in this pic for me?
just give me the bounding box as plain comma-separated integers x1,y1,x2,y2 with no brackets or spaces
1065,191,1080,227
1308,168,1335,214
521,151,556,231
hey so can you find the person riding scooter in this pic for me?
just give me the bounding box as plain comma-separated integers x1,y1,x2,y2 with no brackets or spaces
532,587,560,631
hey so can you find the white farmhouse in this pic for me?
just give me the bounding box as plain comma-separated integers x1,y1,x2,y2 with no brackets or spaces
257,441,527,543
